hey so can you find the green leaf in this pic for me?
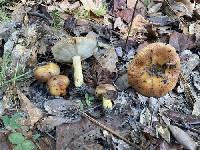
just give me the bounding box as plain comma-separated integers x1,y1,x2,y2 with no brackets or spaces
9,117,21,129
85,93,94,106
8,132,25,144
2,113,22,129
21,140,35,150
13,144,24,150
2,115,10,127
94,4,107,16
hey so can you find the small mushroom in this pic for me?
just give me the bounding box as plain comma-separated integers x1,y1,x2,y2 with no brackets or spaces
34,62,60,82
52,34,97,87
128,43,181,97
95,84,117,109
47,75,70,96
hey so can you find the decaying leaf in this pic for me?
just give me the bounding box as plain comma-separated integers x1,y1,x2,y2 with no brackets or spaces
157,125,170,143
169,32,193,52
148,3,162,14
163,109,200,125
56,118,104,150
127,0,137,9
80,0,96,11
148,15,174,26
94,46,118,72
171,2,193,17
140,107,151,126
79,0,106,15
169,125,197,150
192,99,200,116
177,0,195,14
150,139,183,150
38,99,81,131
116,9,134,23
38,116,69,132
17,89,43,127
0,133,10,150
114,17,126,30
44,99,81,118
189,21,200,41
180,50,200,77
128,14,148,36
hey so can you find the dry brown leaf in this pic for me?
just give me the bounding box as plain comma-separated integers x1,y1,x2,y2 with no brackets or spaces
140,107,151,126
56,118,104,150
192,99,200,116
17,89,43,127
176,0,195,13
0,133,10,150
80,0,96,10
148,3,162,14
189,21,200,41
80,0,103,13
94,47,118,73
127,0,137,9
169,32,193,52
129,14,148,36
171,2,193,17
157,125,170,143
169,125,197,150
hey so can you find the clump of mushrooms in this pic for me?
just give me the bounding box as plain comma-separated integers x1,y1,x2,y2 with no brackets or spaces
128,43,181,97
51,34,97,87
34,63,70,96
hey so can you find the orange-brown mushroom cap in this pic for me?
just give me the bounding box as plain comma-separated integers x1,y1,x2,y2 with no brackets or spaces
128,43,181,97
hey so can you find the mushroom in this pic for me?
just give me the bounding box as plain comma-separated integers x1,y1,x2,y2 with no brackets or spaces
47,75,70,96
95,84,118,109
52,34,97,87
34,62,60,82
128,43,181,97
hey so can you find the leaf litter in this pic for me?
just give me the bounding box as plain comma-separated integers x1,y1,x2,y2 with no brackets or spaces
0,0,199,149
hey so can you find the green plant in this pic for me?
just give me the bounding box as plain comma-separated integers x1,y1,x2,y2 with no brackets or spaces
2,113,36,150
94,4,107,16
0,9,9,21
2,113,22,130
85,93,94,106
0,53,29,88
50,9,62,29
73,8,90,19
9,132,35,150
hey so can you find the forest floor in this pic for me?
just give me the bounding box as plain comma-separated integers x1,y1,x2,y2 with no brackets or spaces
0,0,200,149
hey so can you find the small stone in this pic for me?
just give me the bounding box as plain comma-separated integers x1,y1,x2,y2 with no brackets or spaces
115,73,129,91
115,47,123,57
177,81,185,93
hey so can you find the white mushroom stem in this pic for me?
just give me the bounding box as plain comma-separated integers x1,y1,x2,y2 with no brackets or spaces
73,55,84,87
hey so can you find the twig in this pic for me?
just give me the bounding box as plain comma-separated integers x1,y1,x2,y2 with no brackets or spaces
125,0,139,49
81,112,140,149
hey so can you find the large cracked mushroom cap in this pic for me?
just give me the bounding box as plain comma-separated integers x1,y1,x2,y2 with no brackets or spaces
128,43,181,97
